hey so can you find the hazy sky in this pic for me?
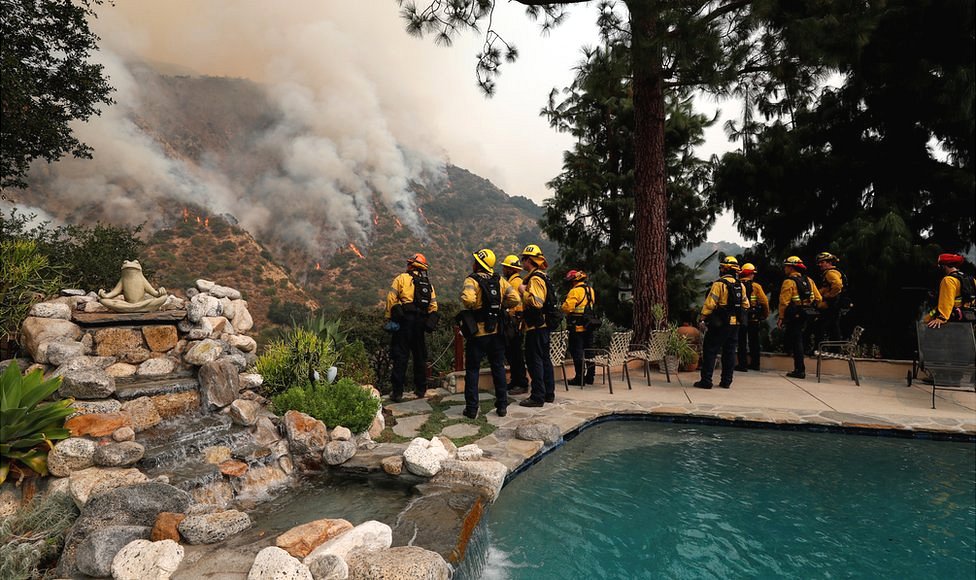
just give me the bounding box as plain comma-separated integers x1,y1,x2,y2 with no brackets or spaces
94,0,747,244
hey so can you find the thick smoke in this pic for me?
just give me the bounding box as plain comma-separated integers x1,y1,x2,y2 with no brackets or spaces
25,1,447,258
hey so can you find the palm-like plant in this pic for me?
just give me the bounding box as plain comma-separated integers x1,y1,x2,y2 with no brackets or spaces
0,365,74,485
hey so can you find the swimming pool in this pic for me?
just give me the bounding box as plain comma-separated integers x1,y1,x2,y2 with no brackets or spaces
463,421,975,579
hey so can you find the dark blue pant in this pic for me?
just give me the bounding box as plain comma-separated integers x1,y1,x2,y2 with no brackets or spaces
738,323,761,369
784,319,806,373
525,328,554,402
390,317,427,398
465,333,508,414
504,330,528,388
701,324,739,386
568,329,595,381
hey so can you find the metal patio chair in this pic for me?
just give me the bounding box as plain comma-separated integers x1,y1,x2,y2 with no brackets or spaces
628,330,672,385
816,326,865,386
584,330,633,394
908,322,976,408
550,329,570,391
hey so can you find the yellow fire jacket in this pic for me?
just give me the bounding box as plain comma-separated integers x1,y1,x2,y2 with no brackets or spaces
929,274,964,322
562,282,595,332
778,274,822,320
741,277,770,320
520,267,549,331
818,267,845,310
460,273,521,337
385,271,438,319
700,275,751,325
507,272,525,317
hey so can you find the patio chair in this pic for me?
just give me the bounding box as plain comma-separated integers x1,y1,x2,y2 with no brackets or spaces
628,330,672,385
816,326,864,386
550,329,570,391
910,322,976,409
584,330,633,394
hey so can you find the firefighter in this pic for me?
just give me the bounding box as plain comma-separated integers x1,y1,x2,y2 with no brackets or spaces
518,244,558,407
777,256,822,379
695,256,750,389
735,263,770,372
926,253,976,328
814,251,850,343
562,270,597,386
501,254,529,395
458,249,521,419
385,253,438,402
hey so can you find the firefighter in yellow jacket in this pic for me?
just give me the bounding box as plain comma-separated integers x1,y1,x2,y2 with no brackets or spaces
500,254,529,395
562,270,597,386
385,253,438,402
926,253,976,327
518,244,557,408
695,256,750,389
459,249,521,419
777,256,822,379
735,263,770,372
815,251,851,343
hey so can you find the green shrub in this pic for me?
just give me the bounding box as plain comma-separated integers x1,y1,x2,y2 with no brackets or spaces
339,340,375,385
271,378,380,433
0,240,63,341
0,366,74,484
0,491,79,579
254,328,339,397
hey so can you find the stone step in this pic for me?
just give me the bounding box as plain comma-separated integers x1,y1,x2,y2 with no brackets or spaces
138,414,252,470
114,374,199,401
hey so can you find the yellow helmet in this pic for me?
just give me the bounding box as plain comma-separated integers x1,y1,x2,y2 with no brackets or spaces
815,251,838,263
720,256,740,272
783,255,806,270
501,254,522,271
741,263,756,275
473,248,496,273
520,243,548,269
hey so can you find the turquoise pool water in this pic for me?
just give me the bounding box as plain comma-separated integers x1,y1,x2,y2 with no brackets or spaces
469,422,975,579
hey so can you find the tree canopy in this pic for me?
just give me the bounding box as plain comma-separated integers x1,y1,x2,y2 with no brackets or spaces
0,0,113,191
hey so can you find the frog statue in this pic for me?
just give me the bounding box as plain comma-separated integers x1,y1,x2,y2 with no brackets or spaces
98,260,170,313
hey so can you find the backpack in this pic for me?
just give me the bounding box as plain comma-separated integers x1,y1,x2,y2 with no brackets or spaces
525,271,563,330
823,268,852,309
409,270,433,314
708,277,744,327
470,272,502,333
569,284,601,331
950,271,976,302
785,275,814,321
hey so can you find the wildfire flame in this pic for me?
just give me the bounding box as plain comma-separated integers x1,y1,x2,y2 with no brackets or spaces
348,243,365,259
394,217,402,229
196,216,201,224
315,262,321,270
204,217,209,228
373,214,379,226
418,207,430,225
182,208,189,223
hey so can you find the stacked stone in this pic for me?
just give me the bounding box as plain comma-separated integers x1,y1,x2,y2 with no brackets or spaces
181,278,256,354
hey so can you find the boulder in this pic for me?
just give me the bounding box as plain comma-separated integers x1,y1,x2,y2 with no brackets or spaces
346,546,451,580
94,327,145,357
93,442,146,467
47,339,86,366
195,279,216,292
219,352,248,371
65,412,131,438
150,391,200,419
111,539,184,580
187,293,221,323
456,444,483,461
59,369,116,399
113,426,136,442
160,295,185,311
306,553,348,580
48,437,96,477
515,420,562,445
137,357,177,376
142,325,178,352
67,398,122,419
381,456,403,476
203,445,232,465
431,459,508,502
150,512,186,542
106,362,139,377
210,284,242,300
249,548,313,580
121,347,152,364
226,333,257,352
203,316,233,336
276,518,353,559
218,460,249,478
284,410,328,471
303,520,392,567
220,297,237,320
231,300,253,332
121,396,162,432
178,510,251,544
54,355,116,375
323,440,357,466
29,301,72,319
186,337,224,366
76,525,150,578
21,316,82,363
403,437,448,477
228,398,263,426
239,372,264,390
368,407,385,439
198,359,240,408
436,435,458,459
330,426,352,441
68,467,149,507
253,416,282,446
83,300,110,313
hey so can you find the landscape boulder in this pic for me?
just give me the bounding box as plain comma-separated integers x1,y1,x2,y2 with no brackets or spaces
198,359,239,408
276,518,353,559
111,539,184,580
178,510,252,544
284,410,328,471
93,442,146,467
248,546,313,580
76,525,151,578
20,316,82,363
303,520,392,568
59,369,116,399
346,546,451,580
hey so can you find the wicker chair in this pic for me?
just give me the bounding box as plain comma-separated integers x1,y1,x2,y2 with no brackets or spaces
816,326,864,386
550,329,570,391
583,330,633,394
628,330,672,385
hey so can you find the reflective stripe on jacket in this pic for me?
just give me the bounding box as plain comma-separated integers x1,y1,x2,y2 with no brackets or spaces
460,274,521,337
385,271,438,319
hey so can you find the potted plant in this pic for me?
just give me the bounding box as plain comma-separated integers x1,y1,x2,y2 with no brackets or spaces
664,326,697,372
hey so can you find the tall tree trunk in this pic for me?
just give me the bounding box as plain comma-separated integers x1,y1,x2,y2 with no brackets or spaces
630,0,669,342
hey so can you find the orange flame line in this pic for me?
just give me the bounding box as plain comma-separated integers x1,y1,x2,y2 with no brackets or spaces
348,243,365,259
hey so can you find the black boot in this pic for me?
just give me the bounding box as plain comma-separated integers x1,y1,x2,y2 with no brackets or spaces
566,377,584,386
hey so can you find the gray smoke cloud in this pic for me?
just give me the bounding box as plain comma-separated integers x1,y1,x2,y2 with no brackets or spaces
25,1,448,259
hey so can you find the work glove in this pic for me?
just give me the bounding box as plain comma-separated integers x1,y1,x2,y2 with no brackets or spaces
383,320,400,333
